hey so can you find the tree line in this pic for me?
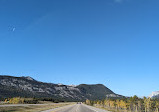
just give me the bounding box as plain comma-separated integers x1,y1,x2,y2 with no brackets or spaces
3,97,38,104
2,97,67,104
85,95,159,112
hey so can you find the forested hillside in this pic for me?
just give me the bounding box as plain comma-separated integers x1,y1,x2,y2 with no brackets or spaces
0,75,123,101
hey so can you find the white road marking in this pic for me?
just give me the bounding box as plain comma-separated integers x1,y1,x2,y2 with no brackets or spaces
83,104,99,112
89,108,98,112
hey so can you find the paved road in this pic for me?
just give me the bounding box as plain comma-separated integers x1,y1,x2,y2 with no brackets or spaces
42,104,110,112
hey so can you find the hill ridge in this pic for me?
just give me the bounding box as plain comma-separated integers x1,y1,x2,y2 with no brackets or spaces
0,75,124,101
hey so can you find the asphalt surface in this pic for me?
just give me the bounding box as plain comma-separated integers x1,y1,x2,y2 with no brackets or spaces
42,104,110,112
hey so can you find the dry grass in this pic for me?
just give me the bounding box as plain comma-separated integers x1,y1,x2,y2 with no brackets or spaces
0,103,72,112
94,106,128,112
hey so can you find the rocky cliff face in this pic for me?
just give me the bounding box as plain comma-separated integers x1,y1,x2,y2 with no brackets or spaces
149,91,159,99
0,75,123,101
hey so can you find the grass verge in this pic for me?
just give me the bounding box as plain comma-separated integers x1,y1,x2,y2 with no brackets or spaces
0,103,72,112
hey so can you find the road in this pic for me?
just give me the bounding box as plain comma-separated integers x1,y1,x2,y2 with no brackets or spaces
42,103,110,112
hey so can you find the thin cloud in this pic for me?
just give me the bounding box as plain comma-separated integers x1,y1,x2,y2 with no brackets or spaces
12,28,15,32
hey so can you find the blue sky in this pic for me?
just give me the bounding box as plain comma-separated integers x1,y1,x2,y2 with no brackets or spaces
0,0,159,97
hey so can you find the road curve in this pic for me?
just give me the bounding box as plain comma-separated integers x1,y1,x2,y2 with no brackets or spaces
41,104,110,112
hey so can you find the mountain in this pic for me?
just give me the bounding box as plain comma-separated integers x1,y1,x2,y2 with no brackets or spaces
0,75,124,101
149,91,159,99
